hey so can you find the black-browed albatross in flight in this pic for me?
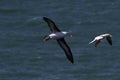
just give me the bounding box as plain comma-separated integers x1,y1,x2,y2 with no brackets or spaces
43,17,74,63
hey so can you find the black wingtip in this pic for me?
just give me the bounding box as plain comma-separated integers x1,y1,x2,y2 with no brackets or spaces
109,41,112,45
67,56,74,64
71,60,74,64
110,43,112,46
109,40,112,46
106,37,112,46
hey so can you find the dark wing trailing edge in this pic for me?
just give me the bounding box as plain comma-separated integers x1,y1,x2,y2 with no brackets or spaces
43,17,61,33
106,36,112,45
57,38,74,63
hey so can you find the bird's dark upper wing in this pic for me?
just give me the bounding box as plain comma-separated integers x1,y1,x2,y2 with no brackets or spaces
43,17,61,33
106,36,112,45
57,38,74,63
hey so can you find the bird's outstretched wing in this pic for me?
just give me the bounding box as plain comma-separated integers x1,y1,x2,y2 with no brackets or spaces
43,17,60,33
57,38,74,63
106,36,112,45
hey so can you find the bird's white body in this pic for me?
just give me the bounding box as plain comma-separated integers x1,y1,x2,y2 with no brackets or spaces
95,36,103,40
49,31,70,39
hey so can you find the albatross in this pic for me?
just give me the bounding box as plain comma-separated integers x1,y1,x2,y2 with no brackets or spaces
89,33,112,47
43,17,74,63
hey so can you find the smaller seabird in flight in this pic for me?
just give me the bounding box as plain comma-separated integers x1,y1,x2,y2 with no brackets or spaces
89,33,112,47
43,17,74,63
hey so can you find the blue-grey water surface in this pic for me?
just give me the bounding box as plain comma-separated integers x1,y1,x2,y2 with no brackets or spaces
0,0,120,80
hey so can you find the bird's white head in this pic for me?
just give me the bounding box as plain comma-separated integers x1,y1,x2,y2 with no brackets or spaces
62,31,72,37
105,33,112,37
